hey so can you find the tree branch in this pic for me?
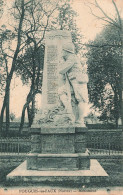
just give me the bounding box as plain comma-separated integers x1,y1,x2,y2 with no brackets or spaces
112,0,122,29
82,43,122,48
24,0,32,6
95,0,118,26
16,61,33,78
15,1,21,16
1,44,9,77
37,16,49,47
86,3,116,27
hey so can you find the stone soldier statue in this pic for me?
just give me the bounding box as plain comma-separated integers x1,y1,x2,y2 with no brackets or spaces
58,43,88,126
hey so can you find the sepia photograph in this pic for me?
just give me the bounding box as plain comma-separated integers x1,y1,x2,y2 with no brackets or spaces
0,0,123,194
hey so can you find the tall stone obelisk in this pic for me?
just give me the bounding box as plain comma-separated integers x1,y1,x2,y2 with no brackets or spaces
33,30,74,125
42,30,72,110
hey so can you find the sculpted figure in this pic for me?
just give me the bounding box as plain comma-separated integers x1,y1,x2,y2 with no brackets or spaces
58,43,88,126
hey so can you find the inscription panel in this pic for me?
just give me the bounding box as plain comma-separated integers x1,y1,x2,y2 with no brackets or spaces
47,45,58,104
41,134,75,153
37,157,77,170
42,30,72,110
47,45,57,61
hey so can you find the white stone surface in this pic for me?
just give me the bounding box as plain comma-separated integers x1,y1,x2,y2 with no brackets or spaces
33,30,89,126
42,30,72,111
7,159,108,178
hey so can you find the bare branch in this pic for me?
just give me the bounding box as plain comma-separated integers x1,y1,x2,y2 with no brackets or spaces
31,0,39,13
26,30,37,45
95,0,120,28
24,0,32,6
48,4,58,17
6,54,13,59
8,48,15,53
3,56,8,77
85,3,117,27
37,16,49,47
8,22,18,32
36,3,58,47
15,1,21,16
112,0,122,29
29,4,37,32
7,0,25,85
23,17,32,27
19,41,29,53
39,3,48,16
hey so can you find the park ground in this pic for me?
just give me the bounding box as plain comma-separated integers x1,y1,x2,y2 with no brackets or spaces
0,156,122,194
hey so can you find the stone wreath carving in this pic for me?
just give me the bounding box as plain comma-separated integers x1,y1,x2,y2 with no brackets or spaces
37,104,74,126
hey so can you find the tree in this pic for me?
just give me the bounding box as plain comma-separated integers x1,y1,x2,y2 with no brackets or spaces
87,23,122,126
16,0,59,132
0,0,39,133
51,1,82,54
86,0,123,126
0,27,11,96
15,45,44,130
0,0,57,133
0,26,16,132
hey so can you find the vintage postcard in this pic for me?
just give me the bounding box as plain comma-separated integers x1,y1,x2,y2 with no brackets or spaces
0,0,123,194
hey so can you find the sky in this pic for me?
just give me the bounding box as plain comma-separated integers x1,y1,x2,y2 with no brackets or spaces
0,0,123,118
73,0,123,41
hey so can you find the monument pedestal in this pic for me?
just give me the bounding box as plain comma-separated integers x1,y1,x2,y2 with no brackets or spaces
27,153,90,171
27,125,90,171
6,160,108,185
6,125,108,184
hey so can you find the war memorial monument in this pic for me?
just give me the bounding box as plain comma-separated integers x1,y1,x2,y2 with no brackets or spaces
7,30,108,184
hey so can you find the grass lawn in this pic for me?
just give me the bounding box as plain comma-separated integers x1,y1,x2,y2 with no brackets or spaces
98,158,123,187
0,158,122,188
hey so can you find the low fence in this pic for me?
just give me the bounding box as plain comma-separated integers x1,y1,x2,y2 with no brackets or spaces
0,129,122,155
0,137,31,154
87,129,123,155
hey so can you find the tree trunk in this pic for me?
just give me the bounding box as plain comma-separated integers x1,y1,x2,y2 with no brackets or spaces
0,101,6,132
30,96,35,126
114,90,119,128
115,117,118,128
0,81,10,132
0,0,25,133
19,90,40,133
19,104,27,133
27,105,31,126
121,33,123,127
27,97,35,127
27,104,33,127
5,80,10,133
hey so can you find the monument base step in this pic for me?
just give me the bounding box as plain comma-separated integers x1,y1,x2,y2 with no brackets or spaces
27,153,90,170
6,160,108,185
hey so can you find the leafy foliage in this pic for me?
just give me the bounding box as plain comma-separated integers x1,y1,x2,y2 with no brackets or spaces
0,26,15,96
15,45,44,87
50,2,82,54
9,112,16,121
0,0,4,18
87,24,122,124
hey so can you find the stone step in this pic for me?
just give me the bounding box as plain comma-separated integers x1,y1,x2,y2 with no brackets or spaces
6,160,108,185
27,153,90,171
